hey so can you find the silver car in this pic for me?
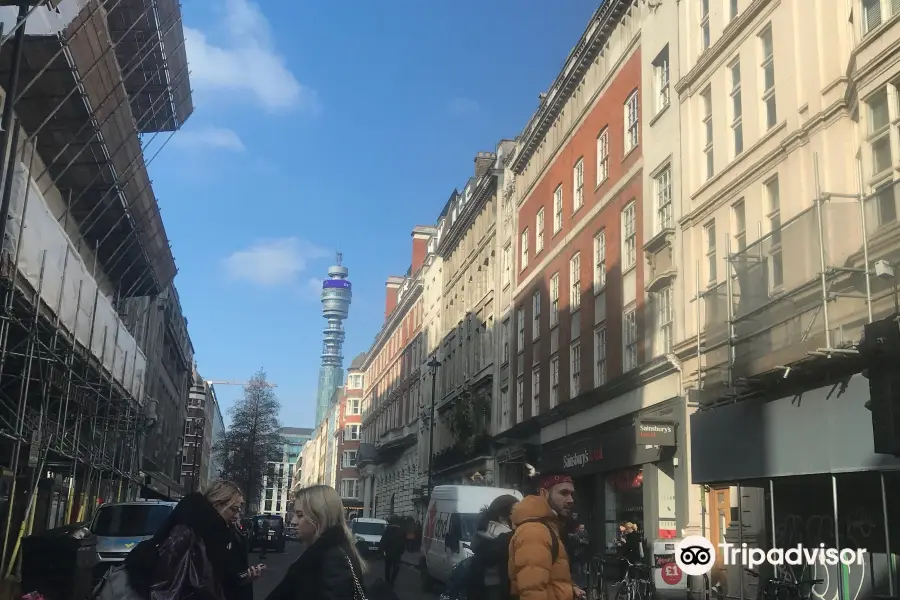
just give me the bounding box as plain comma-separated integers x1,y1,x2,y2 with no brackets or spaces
90,500,177,577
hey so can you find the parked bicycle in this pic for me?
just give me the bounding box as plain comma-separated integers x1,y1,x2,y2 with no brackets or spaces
614,558,654,600
744,567,823,600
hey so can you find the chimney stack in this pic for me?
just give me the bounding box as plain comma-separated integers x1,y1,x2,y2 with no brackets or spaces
474,151,497,180
384,276,404,319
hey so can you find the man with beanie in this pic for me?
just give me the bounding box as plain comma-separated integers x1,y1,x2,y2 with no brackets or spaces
508,470,585,600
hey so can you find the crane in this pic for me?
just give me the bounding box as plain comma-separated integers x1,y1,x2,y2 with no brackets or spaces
205,380,278,388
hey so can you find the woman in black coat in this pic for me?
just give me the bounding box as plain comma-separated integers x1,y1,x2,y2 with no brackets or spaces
124,481,261,600
266,485,366,600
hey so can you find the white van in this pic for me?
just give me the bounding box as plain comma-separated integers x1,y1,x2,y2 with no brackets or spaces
420,485,522,588
349,517,389,556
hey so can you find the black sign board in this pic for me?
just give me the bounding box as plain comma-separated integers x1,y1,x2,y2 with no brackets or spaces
635,420,676,447
543,422,671,476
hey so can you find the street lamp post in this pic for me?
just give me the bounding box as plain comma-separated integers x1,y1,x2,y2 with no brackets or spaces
426,356,441,498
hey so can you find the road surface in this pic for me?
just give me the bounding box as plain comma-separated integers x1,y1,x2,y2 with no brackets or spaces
250,542,436,600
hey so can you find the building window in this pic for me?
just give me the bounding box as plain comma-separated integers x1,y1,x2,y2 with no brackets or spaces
550,355,560,408
862,0,885,35
702,87,713,180
594,326,607,386
536,208,545,253
550,273,560,327
349,398,361,415
520,229,529,270
340,478,359,499
342,450,357,468
532,290,541,340
705,221,717,284
501,386,510,429
729,0,739,21
623,306,638,371
765,177,783,288
760,25,776,130
517,308,525,351
732,200,746,252
570,342,581,398
622,202,637,271
653,46,670,114
597,128,609,185
516,377,524,423
730,59,743,156
570,253,582,312
625,91,639,152
502,318,510,363
532,367,541,417
553,185,563,233
657,287,674,355
573,158,584,211
870,89,892,177
502,243,512,288
593,231,606,293
655,165,672,232
701,0,711,51
345,424,360,440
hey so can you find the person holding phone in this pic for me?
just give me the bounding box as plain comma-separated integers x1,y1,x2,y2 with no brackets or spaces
124,480,265,600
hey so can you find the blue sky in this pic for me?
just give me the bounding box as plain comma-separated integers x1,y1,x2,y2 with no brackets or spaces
148,0,599,427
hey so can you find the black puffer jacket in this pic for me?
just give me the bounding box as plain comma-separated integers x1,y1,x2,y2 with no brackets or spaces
467,523,514,600
266,526,365,600
124,493,249,600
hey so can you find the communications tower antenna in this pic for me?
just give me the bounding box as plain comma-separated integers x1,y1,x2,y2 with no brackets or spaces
314,252,352,425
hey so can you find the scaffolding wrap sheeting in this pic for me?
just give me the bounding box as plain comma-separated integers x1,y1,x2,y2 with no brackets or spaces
5,161,147,401
697,156,900,406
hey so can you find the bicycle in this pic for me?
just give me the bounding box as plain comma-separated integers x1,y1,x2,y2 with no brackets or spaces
744,567,824,600
614,558,655,600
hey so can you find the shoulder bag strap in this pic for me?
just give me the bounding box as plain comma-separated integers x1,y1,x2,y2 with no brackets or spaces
342,551,367,600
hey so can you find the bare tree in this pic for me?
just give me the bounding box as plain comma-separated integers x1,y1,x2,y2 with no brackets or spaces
214,369,283,510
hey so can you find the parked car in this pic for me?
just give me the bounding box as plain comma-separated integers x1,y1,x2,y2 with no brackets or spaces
89,499,177,580
248,514,285,553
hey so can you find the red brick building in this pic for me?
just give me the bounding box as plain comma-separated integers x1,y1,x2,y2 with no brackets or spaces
337,355,365,517
496,0,686,558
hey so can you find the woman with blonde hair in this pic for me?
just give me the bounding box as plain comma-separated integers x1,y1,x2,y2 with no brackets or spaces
122,480,263,600
266,484,366,600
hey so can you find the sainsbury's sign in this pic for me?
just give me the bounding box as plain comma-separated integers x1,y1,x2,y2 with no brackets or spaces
562,447,603,469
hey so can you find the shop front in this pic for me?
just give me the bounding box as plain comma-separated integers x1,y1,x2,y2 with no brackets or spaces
691,374,900,600
540,407,681,561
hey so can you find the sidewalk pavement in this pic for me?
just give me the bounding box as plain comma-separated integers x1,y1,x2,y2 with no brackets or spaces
401,551,421,568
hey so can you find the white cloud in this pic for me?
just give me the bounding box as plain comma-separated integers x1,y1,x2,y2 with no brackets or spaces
185,0,319,113
223,238,327,286
447,97,480,116
173,127,246,151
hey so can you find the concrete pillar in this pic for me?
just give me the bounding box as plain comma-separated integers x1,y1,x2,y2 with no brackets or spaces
362,475,372,517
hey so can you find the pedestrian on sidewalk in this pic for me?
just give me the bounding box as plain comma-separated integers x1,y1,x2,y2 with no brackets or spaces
266,485,368,600
121,480,263,600
466,494,518,600
380,516,407,588
508,466,585,600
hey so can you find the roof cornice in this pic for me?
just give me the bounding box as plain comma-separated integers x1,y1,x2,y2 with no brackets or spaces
360,275,423,370
510,0,632,174
437,171,498,257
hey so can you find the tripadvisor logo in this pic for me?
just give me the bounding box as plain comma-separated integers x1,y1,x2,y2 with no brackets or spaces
675,536,867,575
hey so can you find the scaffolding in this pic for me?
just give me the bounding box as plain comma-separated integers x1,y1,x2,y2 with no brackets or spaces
0,0,191,584
694,154,900,407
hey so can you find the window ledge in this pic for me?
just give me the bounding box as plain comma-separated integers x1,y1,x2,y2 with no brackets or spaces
623,145,639,161
649,103,670,127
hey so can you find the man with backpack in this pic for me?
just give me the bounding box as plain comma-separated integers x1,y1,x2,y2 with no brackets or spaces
508,470,585,600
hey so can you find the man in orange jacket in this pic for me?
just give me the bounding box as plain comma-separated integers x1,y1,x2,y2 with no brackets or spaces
508,472,585,600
